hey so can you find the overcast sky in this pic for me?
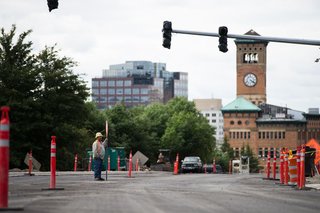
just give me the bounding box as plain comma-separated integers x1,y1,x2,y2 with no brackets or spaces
1,0,319,112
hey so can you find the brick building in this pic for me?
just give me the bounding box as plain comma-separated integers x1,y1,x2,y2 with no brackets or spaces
221,30,320,165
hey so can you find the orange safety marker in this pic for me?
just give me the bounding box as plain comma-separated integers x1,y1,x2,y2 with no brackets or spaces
88,154,92,171
135,158,139,171
128,150,132,178
266,149,271,179
74,154,78,172
284,149,289,185
299,146,306,190
108,155,111,172
288,154,297,186
25,149,35,176
280,150,284,184
42,136,64,191
0,107,10,208
117,155,120,171
0,107,23,211
296,146,301,188
173,153,179,175
272,148,277,180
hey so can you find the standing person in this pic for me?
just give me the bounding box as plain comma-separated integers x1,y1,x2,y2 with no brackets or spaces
92,132,108,181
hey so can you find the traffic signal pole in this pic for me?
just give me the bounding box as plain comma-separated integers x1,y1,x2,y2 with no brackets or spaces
163,21,320,49
172,29,320,46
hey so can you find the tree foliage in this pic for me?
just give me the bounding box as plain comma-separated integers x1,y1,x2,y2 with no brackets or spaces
0,25,90,170
0,25,217,171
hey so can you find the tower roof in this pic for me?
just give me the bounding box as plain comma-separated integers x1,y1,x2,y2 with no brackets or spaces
221,96,261,112
234,29,269,45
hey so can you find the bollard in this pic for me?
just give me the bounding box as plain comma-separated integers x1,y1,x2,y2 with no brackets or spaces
173,153,179,175
128,150,132,178
74,154,78,172
272,148,277,180
284,149,289,185
280,150,284,184
108,156,110,172
50,136,57,188
88,154,92,171
135,158,139,171
27,150,35,176
0,107,10,208
299,146,306,190
296,146,301,188
117,155,120,171
42,136,64,191
267,149,271,179
0,107,24,211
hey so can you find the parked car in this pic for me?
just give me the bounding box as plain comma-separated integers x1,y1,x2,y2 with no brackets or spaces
202,164,223,173
181,156,203,173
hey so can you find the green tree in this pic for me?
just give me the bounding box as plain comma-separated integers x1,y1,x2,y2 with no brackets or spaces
241,144,259,173
214,136,234,172
0,25,90,170
161,97,216,162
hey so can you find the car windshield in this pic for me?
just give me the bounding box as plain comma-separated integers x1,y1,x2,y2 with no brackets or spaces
184,157,199,162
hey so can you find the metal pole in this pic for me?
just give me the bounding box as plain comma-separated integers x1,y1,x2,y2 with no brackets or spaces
172,29,320,46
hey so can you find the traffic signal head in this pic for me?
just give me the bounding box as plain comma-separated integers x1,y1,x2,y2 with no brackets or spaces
47,0,59,12
218,26,228,53
162,21,172,49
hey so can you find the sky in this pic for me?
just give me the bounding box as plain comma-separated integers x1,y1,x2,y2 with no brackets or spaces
1,0,320,112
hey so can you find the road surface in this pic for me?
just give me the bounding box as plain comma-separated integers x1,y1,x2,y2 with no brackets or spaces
5,171,320,213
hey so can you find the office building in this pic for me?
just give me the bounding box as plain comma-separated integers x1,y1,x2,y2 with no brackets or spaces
92,61,188,109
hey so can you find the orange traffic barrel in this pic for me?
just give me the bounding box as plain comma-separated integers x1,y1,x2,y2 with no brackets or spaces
288,156,297,185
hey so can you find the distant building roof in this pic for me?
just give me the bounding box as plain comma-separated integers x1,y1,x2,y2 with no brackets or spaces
193,99,222,111
221,97,261,112
234,29,269,45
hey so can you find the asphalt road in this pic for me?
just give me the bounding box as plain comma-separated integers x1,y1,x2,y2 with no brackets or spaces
4,171,320,213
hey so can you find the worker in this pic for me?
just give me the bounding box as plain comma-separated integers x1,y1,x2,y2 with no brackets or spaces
92,132,108,181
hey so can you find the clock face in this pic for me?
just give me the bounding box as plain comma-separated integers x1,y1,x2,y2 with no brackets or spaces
244,73,257,87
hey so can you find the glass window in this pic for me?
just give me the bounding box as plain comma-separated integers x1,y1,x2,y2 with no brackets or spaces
124,88,131,95
100,89,107,95
116,89,123,95
108,80,115,87
108,89,115,95
141,88,148,94
230,121,234,125
248,132,250,139
92,89,99,95
212,113,216,117
125,96,131,101
92,80,99,87
124,80,131,86
205,113,210,117
100,81,107,87
108,96,116,102
258,148,263,158
132,96,140,102
132,88,139,94
141,96,149,103
116,80,123,87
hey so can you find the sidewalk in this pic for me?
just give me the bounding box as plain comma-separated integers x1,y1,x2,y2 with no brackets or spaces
306,176,320,190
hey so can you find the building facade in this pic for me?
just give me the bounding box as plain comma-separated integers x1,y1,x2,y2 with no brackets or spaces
222,30,320,167
194,99,224,147
92,61,188,109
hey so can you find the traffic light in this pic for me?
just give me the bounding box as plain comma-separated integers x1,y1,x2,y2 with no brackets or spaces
47,0,58,12
218,26,228,53
162,21,172,49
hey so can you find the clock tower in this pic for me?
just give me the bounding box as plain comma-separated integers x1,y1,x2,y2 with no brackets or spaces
235,30,268,105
